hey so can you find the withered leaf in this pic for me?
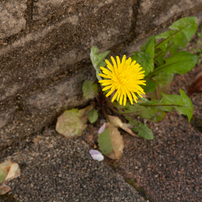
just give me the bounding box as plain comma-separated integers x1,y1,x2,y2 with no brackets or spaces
0,160,20,195
105,122,124,160
189,72,202,95
56,105,93,138
0,184,11,195
98,122,124,160
107,115,138,137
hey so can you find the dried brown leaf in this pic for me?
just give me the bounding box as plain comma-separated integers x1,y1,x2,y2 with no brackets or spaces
56,105,93,138
0,184,11,195
107,115,138,137
105,122,124,160
5,162,20,181
189,72,202,95
0,161,20,195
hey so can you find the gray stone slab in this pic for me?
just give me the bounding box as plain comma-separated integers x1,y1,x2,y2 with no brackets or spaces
0,0,133,102
0,67,95,149
0,0,27,39
4,129,146,202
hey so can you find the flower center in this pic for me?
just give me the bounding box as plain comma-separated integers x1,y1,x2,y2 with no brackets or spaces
115,73,128,86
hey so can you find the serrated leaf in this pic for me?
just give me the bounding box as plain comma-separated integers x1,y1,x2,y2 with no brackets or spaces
56,106,93,137
87,108,98,123
133,122,154,140
156,30,187,51
147,72,173,100
122,103,165,122
140,35,155,58
153,72,174,88
155,17,198,51
98,128,113,155
154,51,197,75
82,80,98,100
132,52,154,76
126,118,154,140
161,89,193,122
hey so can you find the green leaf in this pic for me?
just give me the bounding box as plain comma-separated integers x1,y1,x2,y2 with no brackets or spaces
127,118,154,140
156,30,187,51
98,128,113,155
161,89,193,122
90,46,110,80
153,72,174,88
153,51,197,75
140,35,155,58
167,43,179,55
156,30,176,39
156,17,198,51
82,80,98,99
154,51,166,66
156,30,176,51
133,123,154,140
87,108,98,123
56,106,93,137
169,17,198,42
123,103,166,122
172,31,188,49
155,17,198,59
143,80,157,93
132,52,154,76
0,169,6,184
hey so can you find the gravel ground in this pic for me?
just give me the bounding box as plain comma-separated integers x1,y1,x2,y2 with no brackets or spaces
112,65,202,202
1,129,146,202
116,113,202,202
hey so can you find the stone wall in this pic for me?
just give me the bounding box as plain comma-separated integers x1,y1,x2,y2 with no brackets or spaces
1,0,202,150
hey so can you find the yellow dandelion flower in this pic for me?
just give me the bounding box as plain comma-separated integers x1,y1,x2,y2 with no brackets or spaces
98,55,146,106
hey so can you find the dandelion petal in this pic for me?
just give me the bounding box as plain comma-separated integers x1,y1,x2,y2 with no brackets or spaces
98,123,106,134
89,149,104,161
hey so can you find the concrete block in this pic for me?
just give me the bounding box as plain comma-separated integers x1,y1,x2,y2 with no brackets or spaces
0,0,27,39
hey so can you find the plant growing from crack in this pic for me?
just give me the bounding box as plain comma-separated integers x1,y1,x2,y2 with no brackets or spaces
56,17,198,160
